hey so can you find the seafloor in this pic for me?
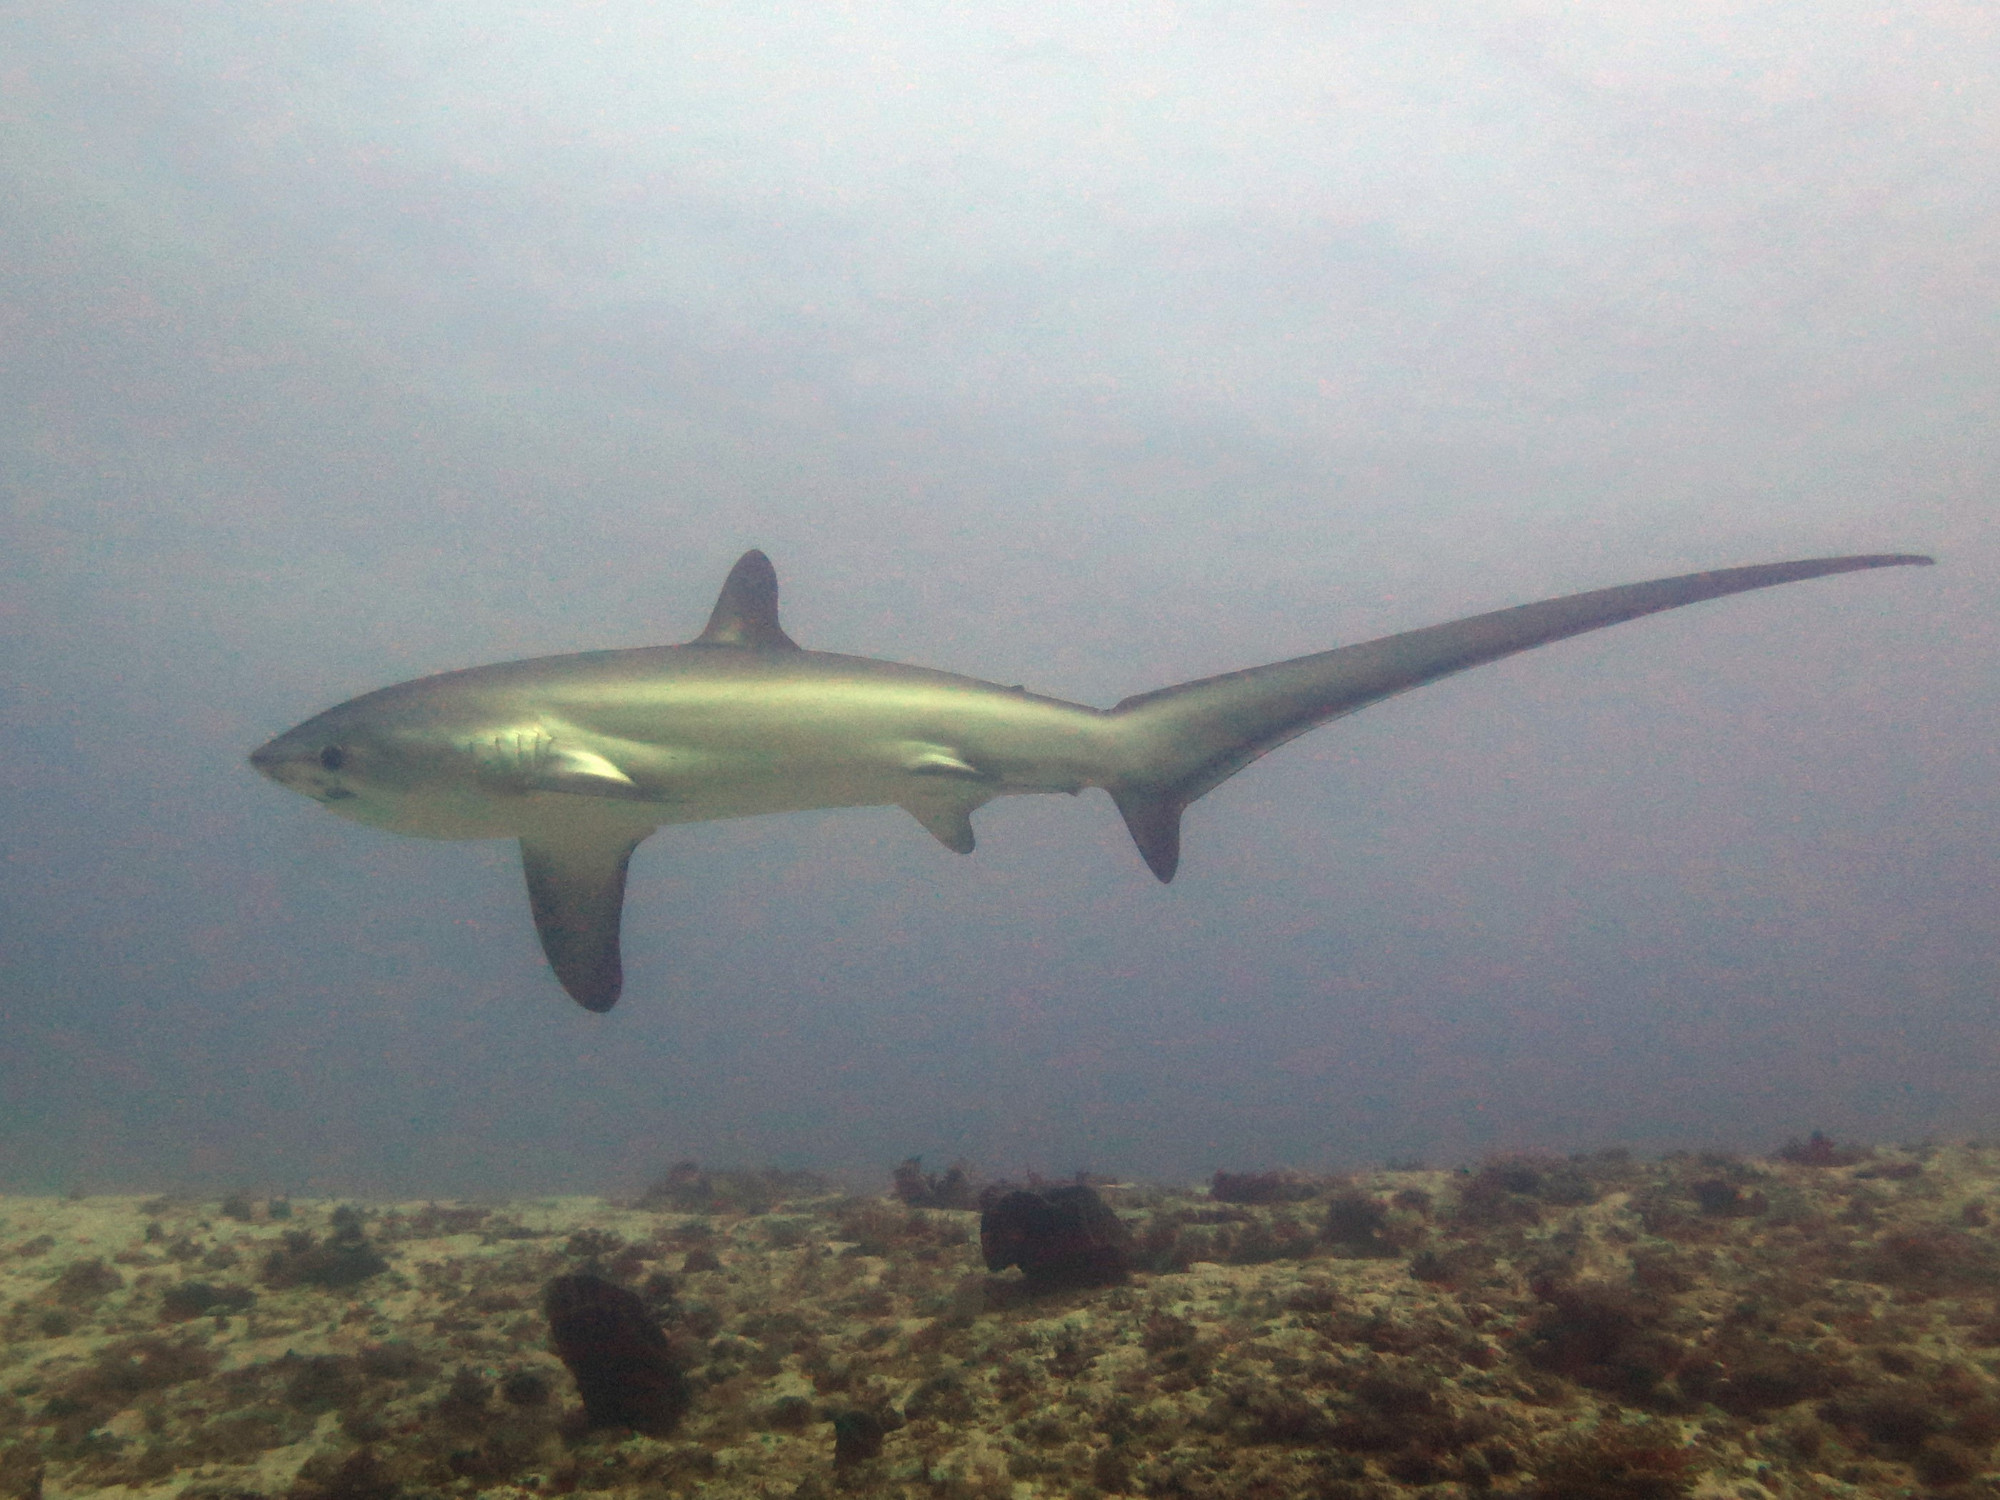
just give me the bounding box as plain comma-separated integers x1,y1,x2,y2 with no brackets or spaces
5,1142,2000,1499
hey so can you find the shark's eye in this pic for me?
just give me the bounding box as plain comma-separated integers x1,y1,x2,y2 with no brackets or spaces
319,745,347,772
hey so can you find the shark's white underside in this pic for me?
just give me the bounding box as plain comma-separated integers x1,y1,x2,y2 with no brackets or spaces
250,550,1932,1012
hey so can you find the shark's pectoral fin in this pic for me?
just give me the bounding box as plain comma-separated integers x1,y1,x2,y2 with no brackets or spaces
520,832,645,1012
1111,785,1184,883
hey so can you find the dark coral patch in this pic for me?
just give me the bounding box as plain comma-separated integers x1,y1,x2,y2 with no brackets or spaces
1210,1170,1322,1205
261,1207,388,1290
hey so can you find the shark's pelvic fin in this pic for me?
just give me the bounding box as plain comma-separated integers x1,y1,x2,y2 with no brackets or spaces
900,746,996,850
520,831,646,1011
902,798,982,854
692,549,801,651
1107,553,1934,884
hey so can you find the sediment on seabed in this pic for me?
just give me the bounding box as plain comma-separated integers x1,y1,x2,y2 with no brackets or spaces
4,1141,1999,1499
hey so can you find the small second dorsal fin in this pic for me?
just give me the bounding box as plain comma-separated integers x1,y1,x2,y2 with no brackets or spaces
691,550,801,650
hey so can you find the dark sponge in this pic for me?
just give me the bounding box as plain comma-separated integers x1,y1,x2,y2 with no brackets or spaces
543,1272,691,1435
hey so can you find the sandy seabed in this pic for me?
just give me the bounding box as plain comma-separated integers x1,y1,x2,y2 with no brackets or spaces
4,1142,2000,1500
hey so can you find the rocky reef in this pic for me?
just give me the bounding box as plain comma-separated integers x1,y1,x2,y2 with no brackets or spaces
2,1141,1998,1496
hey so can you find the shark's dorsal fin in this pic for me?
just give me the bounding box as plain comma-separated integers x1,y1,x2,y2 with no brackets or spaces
692,550,800,651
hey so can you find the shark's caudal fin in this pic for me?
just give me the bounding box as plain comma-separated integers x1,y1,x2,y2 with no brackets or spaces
521,832,645,1012
1105,554,1933,882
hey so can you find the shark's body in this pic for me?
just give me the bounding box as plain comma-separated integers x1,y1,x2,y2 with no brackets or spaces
251,550,1931,1012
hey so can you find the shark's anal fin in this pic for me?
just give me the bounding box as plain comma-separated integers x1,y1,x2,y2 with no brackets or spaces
691,550,801,651
520,832,645,1012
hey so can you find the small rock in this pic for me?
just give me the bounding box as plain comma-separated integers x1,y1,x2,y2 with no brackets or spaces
1323,1192,1398,1258
831,1408,886,1467
500,1369,550,1407
980,1184,1132,1290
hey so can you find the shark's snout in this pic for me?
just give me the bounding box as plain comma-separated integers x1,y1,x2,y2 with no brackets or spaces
248,733,350,799
248,735,312,783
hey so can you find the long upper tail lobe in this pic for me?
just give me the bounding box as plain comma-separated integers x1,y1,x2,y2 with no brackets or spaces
1104,554,1933,881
